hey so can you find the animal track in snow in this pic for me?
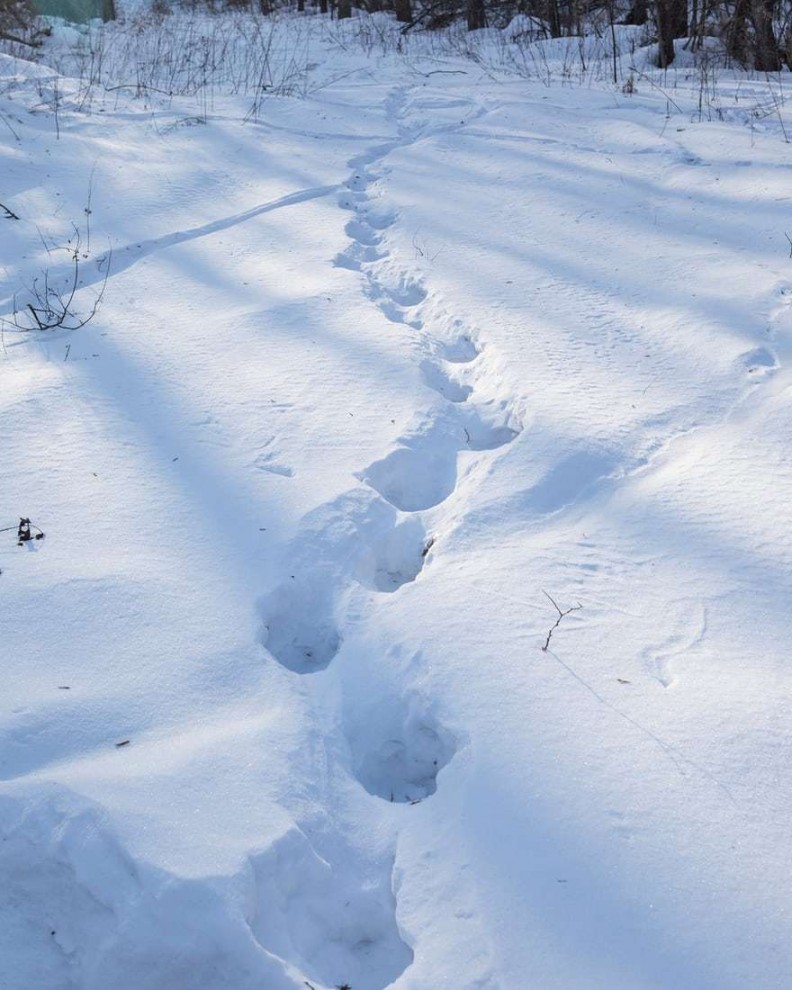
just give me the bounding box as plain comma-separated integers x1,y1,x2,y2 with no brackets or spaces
333,241,387,272
250,95,517,990
338,188,367,209
383,279,426,308
365,288,422,329
359,406,521,513
264,84,518,844
260,578,341,674
365,277,426,322
344,691,457,804
420,359,472,403
248,829,413,990
345,218,382,247
439,332,481,364
359,205,398,231
346,169,374,191
351,511,431,593
740,345,777,377
460,410,521,451
361,444,459,512
260,491,434,672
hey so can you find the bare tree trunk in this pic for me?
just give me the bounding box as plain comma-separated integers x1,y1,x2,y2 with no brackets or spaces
725,0,751,63
623,0,648,24
337,0,351,16
466,0,486,30
394,0,411,22
654,0,686,66
690,0,713,50
546,0,561,37
750,0,781,69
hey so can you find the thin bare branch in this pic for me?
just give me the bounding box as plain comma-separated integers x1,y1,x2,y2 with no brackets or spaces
541,591,582,652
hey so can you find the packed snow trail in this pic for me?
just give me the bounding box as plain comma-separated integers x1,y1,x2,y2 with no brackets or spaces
1,32,792,990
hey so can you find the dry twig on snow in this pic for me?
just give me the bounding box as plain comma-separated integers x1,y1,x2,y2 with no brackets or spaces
541,591,582,652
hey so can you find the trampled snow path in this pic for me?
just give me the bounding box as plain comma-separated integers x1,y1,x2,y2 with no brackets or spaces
2,33,792,990
256,84,524,986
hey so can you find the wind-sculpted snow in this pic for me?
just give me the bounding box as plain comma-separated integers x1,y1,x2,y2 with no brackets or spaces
0,794,302,990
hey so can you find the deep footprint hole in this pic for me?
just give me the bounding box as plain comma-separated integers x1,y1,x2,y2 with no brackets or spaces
386,280,427,308
420,360,472,403
462,418,522,451
260,586,341,674
248,830,413,990
741,346,777,374
353,515,432,593
358,446,458,512
441,335,480,363
347,696,457,804
345,219,381,247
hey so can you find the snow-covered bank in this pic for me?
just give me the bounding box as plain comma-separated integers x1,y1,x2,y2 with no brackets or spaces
1,17,792,989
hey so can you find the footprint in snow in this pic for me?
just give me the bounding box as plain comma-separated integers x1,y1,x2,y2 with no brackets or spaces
260,578,341,674
360,445,459,512
344,689,458,804
740,346,777,377
248,829,413,990
333,241,388,271
420,359,472,403
345,218,382,247
439,334,481,364
381,278,426,308
360,410,521,512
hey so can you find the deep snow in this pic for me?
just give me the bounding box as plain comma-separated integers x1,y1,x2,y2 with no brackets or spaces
1,17,792,989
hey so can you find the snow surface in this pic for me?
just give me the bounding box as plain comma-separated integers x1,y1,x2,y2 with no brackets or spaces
1,19,792,989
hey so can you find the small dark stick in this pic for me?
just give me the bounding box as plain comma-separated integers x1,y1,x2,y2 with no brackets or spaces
115,739,131,748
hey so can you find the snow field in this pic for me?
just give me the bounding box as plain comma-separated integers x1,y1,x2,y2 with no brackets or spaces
1,16,792,989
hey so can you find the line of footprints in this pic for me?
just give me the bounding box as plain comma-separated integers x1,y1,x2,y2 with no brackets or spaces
261,132,521,802
255,97,521,990
260,123,523,804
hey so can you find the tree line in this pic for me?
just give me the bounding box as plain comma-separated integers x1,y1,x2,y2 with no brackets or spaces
309,0,789,70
